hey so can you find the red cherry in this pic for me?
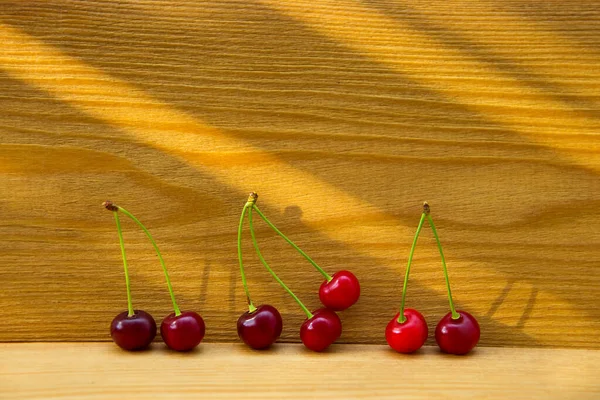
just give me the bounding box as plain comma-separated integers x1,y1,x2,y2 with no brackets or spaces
161,311,205,351
435,310,480,355
385,309,428,353
300,308,342,352
237,304,283,350
110,310,157,351
319,270,361,311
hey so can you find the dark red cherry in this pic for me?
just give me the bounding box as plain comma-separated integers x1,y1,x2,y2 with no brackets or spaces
110,310,157,351
237,304,283,350
435,310,480,355
319,270,360,311
385,309,428,353
161,311,205,351
300,308,342,352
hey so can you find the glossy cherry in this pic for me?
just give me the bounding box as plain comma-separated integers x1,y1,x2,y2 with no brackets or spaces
105,202,155,351
236,195,283,350
385,309,428,353
300,308,342,352
111,310,157,351
161,311,205,352
244,198,344,352
435,310,480,355
319,270,360,311
105,201,205,353
237,304,283,349
387,205,427,354
248,197,359,312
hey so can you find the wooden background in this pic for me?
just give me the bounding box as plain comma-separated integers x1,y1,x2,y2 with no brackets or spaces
0,0,599,348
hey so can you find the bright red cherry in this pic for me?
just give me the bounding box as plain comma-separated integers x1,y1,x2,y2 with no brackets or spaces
385,309,428,353
237,304,283,350
300,308,342,352
110,310,156,351
242,194,359,312
319,270,360,311
435,310,480,355
161,311,205,351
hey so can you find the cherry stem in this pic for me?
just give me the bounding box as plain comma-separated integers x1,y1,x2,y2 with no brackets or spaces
248,207,313,319
238,198,257,313
113,212,134,317
426,213,460,319
116,206,181,317
252,205,332,282
398,212,426,324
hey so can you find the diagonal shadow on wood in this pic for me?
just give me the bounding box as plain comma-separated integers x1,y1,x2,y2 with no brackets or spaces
364,0,600,120
0,73,539,346
1,1,599,346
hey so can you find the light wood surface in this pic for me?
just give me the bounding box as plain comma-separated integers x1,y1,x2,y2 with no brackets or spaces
1,343,599,400
1,1,599,348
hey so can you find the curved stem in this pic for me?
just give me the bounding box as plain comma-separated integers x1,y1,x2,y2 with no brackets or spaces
252,205,332,281
426,214,460,319
114,212,134,317
248,207,313,319
238,202,256,313
117,206,181,316
398,213,426,323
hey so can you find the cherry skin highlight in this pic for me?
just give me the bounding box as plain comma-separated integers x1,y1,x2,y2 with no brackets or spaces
111,310,157,351
319,270,360,311
161,311,205,351
435,310,480,355
300,308,342,352
385,309,428,353
237,304,283,350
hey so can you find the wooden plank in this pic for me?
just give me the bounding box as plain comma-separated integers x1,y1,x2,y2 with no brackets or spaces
1,343,599,399
0,1,599,347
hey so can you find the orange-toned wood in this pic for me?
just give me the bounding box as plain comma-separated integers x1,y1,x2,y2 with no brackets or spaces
0,0,599,347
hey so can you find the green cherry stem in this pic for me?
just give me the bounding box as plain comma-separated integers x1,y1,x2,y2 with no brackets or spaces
113,211,134,317
248,206,313,319
238,194,257,313
425,206,459,320
252,205,332,282
115,204,181,317
398,212,426,323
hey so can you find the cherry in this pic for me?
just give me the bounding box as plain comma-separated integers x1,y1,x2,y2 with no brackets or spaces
385,309,428,353
104,201,205,352
237,304,283,349
300,308,342,352
386,205,428,353
251,200,360,311
319,270,360,311
241,194,344,352
424,202,480,355
104,201,157,351
435,311,480,355
111,310,157,351
161,311,206,352
236,194,285,350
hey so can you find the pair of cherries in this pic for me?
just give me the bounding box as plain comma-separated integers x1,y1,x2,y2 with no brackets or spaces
104,201,205,352
386,203,480,355
386,309,480,355
236,193,360,351
110,309,204,352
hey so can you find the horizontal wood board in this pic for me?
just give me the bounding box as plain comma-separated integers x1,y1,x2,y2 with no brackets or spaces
2,343,600,399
